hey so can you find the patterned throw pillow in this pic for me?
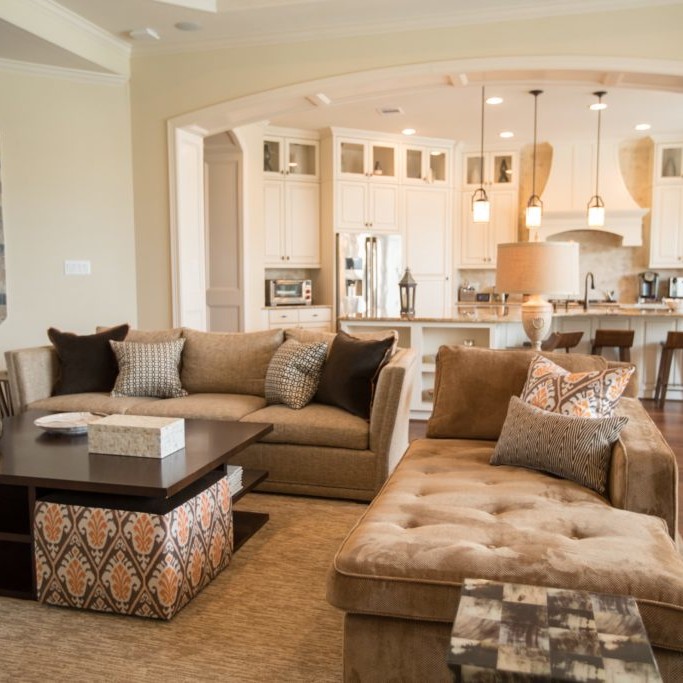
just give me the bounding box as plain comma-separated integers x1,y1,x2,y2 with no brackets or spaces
265,339,328,409
109,339,187,399
521,354,634,418
491,396,628,495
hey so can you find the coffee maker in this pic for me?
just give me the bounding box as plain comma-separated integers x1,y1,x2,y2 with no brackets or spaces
638,271,659,302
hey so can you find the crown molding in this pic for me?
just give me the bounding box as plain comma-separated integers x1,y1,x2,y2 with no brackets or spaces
1,0,131,75
131,0,683,56
0,57,128,86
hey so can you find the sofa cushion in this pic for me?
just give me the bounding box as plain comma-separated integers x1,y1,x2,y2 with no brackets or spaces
180,328,284,396
315,331,394,419
129,393,267,422
48,324,129,395
426,346,608,440
328,438,683,653
521,354,634,417
110,339,187,399
29,393,159,415
491,396,628,495
265,339,328,409
241,403,369,450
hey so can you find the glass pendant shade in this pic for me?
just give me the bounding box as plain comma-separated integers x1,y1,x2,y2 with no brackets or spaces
472,188,490,222
587,196,605,227
525,195,542,228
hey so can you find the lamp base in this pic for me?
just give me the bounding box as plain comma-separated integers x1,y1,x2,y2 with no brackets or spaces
521,295,553,350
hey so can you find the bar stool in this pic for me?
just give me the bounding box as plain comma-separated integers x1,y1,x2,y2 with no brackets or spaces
540,331,584,353
654,331,683,406
591,329,635,362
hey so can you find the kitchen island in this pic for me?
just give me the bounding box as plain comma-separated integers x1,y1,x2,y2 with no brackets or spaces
339,304,683,418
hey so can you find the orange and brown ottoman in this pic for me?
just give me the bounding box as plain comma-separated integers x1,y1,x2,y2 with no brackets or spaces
33,471,232,620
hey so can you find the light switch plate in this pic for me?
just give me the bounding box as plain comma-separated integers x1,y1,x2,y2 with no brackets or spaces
64,260,91,275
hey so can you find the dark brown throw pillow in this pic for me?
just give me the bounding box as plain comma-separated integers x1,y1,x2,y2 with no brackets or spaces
48,324,129,395
315,331,394,419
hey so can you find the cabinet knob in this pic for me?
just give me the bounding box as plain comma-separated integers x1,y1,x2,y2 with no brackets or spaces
312,313,319,318
280,169,285,175
286,256,290,260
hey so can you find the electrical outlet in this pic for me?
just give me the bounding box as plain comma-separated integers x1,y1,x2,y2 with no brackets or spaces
64,260,91,276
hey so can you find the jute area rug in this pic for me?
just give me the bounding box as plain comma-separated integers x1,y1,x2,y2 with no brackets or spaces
0,493,366,682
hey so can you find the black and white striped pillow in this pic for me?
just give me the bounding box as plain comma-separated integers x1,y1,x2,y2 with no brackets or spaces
109,339,187,399
265,339,328,410
490,396,627,495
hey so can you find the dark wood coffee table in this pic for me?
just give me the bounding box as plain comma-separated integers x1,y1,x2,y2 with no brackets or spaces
0,411,273,600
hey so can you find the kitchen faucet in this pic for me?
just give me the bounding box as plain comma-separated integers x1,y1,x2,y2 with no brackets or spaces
584,272,595,311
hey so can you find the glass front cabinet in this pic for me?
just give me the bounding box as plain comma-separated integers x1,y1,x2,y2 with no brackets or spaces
337,138,398,181
656,143,683,183
464,151,516,188
263,135,319,180
403,146,450,185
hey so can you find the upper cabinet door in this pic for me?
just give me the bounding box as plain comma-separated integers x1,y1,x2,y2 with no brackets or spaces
403,146,449,185
337,138,397,182
263,135,319,180
463,151,517,188
657,144,683,183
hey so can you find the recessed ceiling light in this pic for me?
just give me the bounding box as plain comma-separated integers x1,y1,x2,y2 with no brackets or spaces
175,21,202,31
402,128,416,136
128,27,160,40
499,131,514,139
590,102,608,111
635,123,651,131
486,96,503,105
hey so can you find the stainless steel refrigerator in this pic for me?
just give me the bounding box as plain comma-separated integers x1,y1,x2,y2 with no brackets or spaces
336,233,402,318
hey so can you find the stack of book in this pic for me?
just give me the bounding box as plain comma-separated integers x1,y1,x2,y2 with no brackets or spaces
226,464,243,497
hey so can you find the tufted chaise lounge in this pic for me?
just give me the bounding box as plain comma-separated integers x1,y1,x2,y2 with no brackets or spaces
327,346,683,682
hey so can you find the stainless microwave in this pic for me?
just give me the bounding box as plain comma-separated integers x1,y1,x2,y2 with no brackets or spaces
267,279,312,306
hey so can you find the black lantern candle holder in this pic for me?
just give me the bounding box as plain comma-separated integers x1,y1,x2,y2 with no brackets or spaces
399,268,417,319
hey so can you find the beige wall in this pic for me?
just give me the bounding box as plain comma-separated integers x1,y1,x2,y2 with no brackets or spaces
0,69,137,365
130,4,683,328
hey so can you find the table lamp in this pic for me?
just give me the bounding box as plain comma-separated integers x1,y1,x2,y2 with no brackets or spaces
496,242,580,349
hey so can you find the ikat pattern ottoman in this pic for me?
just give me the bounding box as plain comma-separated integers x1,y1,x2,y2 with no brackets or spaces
34,473,233,620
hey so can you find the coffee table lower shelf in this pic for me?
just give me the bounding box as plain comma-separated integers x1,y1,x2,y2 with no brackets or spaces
231,468,269,551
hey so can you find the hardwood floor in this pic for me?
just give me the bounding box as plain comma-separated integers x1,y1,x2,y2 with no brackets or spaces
409,398,683,526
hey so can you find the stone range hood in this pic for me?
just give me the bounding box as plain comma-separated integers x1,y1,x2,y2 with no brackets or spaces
539,141,648,246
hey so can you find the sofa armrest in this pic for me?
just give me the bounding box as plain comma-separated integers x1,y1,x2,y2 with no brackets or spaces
609,397,679,541
5,346,58,412
369,348,418,489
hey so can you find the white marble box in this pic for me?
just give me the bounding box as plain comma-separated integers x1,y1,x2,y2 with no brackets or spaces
88,415,185,458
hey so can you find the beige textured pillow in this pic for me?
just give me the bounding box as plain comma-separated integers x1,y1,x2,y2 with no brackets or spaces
426,346,608,440
97,326,183,343
521,354,634,417
285,328,399,356
491,396,628,495
180,328,284,395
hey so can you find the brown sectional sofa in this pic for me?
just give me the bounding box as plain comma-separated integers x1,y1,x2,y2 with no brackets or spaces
327,346,683,682
5,327,417,501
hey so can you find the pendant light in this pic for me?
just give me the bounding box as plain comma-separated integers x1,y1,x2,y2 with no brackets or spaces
471,86,490,223
587,91,607,227
525,90,543,231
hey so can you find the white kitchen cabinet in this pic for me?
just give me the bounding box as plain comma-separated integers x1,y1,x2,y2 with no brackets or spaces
403,145,450,185
337,137,398,181
263,134,319,180
650,141,683,268
264,180,320,267
336,180,399,232
463,151,517,188
459,190,517,268
267,306,332,331
404,187,452,317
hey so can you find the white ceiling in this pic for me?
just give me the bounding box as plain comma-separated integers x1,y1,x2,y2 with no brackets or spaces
1,0,682,144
